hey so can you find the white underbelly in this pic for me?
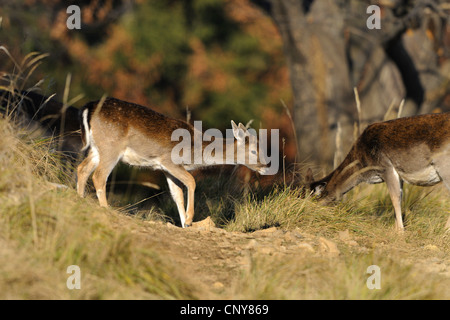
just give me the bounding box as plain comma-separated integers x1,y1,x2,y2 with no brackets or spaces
122,147,163,169
397,166,441,186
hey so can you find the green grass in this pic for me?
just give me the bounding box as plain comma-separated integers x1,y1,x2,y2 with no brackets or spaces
225,181,450,237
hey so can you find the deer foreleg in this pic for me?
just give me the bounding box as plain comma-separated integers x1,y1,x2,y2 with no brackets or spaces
385,166,404,232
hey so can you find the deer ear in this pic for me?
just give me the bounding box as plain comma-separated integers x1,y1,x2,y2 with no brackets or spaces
305,168,314,185
238,122,249,136
232,120,246,141
238,122,246,130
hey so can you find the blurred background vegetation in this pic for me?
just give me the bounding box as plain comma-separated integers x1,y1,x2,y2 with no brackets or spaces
1,0,449,170
0,0,294,159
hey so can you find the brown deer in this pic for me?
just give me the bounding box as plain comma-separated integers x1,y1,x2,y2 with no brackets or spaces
76,97,270,227
306,112,450,231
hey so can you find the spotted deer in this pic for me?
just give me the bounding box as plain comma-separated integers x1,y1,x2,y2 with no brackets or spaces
76,97,270,227
306,112,450,231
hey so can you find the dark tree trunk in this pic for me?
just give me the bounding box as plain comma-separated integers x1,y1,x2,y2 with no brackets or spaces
254,0,450,168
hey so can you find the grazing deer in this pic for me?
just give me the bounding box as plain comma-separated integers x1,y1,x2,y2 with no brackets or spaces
77,97,270,227
306,112,450,231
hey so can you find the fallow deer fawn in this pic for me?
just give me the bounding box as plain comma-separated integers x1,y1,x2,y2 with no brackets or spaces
77,97,270,227
306,112,450,231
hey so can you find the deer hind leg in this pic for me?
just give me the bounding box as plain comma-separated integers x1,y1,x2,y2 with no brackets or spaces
91,148,122,207
77,149,99,198
385,166,404,232
165,173,187,228
164,165,196,227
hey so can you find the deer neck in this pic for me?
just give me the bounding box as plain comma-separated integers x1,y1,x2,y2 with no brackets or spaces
200,136,239,166
322,147,364,200
186,133,239,168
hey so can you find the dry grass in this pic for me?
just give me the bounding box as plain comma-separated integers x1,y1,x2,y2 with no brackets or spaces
0,53,194,299
232,251,449,299
0,116,195,299
224,183,450,299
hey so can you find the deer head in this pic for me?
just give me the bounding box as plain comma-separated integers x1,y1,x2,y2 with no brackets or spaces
231,120,270,175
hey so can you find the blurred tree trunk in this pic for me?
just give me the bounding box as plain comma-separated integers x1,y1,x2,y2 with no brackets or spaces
267,0,357,168
255,0,450,168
